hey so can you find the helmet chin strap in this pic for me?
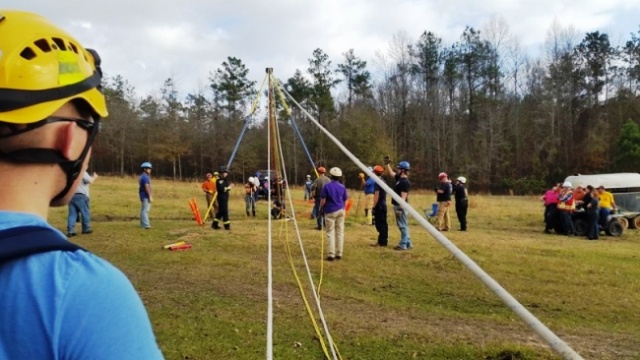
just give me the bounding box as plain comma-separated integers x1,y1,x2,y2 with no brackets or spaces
0,148,87,202
0,120,98,202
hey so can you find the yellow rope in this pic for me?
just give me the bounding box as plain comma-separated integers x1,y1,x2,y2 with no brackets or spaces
279,219,332,360
249,74,268,116
279,214,345,360
273,75,292,117
317,226,325,297
270,70,343,360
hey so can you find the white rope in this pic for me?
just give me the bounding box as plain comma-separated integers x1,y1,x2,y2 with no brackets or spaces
265,76,274,360
279,83,584,360
273,103,339,360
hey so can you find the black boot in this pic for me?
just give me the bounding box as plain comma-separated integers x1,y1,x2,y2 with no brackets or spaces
252,211,256,217
224,224,230,231
212,221,220,230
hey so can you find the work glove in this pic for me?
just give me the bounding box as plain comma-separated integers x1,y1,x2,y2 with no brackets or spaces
383,156,391,165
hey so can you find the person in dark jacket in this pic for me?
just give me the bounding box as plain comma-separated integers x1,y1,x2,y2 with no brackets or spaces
585,186,600,240
212,167,234,230
435,172,452,231
370,165,388,246
452,176,469,231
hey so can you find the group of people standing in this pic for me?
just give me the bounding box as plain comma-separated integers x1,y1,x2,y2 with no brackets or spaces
315,161,471,256
311,160,415,257
542,182,616,240
433,172,469,232
192,160,469,259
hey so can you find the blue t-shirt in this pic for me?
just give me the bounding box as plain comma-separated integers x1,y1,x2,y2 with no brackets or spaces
364,177,376,195
139,172,151,200
0,212,163,360
320,180,348,214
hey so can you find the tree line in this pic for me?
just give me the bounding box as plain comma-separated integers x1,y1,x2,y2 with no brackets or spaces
92,18,640,194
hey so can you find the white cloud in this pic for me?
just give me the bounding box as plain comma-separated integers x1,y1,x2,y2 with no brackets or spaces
9,0,640,98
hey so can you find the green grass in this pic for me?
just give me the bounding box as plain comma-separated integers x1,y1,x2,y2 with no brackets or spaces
48,176,640,359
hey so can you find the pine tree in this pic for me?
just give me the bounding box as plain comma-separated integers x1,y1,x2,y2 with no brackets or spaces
209,57,256,120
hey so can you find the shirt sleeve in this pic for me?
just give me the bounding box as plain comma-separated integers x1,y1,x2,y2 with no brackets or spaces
82,172,92,184
58,253,163,360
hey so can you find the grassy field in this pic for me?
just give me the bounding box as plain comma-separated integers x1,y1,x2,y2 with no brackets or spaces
48,176,640,360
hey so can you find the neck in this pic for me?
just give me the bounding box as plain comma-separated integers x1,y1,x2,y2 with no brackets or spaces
0,164,62,219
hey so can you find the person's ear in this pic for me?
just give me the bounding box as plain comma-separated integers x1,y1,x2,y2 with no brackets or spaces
54,122,82,160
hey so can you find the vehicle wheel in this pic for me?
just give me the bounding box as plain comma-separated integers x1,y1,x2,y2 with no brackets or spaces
632,216,640,229
617,217,629,229
605,219,624,236
573,219,588,236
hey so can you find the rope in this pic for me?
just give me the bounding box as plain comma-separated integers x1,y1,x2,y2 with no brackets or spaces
265,71,274,360
271,77,340,359
279,218,333,359
279,83,584,360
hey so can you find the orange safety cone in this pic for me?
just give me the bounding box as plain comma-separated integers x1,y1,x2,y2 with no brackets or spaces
188,198,203,225
192,198,202,225
345,198,354,217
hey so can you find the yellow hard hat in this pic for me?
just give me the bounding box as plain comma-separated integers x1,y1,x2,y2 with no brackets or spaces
0,10,108,124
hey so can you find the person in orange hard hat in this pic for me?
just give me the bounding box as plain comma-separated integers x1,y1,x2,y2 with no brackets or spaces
370,165,388,246
0,10,162,358
202,172,216,209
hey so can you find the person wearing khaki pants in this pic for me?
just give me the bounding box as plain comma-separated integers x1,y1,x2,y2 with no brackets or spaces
435,172,452,231
320,167,348,261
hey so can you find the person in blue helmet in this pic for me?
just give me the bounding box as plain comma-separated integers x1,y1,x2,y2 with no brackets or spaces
304,174,313,202
385,159,413,250
0,10,162,358
139,162,153,229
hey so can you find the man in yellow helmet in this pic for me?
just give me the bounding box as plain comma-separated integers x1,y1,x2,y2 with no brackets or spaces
0,10,162,358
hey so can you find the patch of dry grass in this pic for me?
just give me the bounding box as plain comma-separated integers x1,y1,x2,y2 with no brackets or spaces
48,176,640,359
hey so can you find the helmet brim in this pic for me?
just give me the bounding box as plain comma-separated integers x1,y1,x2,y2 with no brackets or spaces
0,88,108,123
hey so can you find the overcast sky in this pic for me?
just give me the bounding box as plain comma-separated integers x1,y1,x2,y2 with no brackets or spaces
12,1,640,98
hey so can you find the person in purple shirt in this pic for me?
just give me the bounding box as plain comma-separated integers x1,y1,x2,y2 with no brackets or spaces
320,167,349,261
